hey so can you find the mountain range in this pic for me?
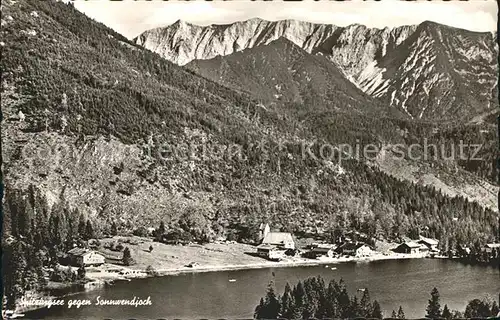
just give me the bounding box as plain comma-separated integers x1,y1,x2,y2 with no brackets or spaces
135,18,498,121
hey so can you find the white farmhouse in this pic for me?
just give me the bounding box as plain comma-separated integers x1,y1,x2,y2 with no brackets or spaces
68,248,105,267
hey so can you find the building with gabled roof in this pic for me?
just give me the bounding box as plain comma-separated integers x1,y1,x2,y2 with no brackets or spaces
262,232,295,250
337,242,372,257
256,244,286,261
310,244,337,258
418,236,439,251
68,248,105,267
484,243,500,254
394,241,428,254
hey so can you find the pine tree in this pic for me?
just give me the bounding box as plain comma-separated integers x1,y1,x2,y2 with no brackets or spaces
77,265,86,280
19,198,34,238
49,212,62,247
254,297,265,319
360,288,373,317
350,295,360,318
371,300,383,319
325,280,340,318
391,310,398,318
441,304,451,319
293,281,306,318
78,214,86,240
491,301,499,317
111,221,118,236
338,287,351,318
34,197,49,247
303,278,320,319
255,281,281,319
122,247,133,266
397,305,405,319
426,287,442,319
280,282,295,319
156,221,166,240
85,220,95,240
3,241,28,309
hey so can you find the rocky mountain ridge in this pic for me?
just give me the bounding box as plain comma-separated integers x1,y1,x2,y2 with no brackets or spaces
135,19,498,120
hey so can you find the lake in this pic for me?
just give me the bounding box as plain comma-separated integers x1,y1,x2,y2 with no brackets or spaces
25,258,499,319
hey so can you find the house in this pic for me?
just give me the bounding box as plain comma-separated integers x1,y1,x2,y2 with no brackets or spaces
338,242,372,257
418,236,439,252
484,243,500,254
394,242,427,254
146,227,156,236
68,248,105,267
310,244,337,258
262,232,295,250
456,244,471,257
256,244,286,261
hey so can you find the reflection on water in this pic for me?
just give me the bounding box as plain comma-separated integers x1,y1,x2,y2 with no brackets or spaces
25,259,500,320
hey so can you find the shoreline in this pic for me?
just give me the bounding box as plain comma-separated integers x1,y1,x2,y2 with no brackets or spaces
152,252,429,276
17,239,430,315
18,252,429,316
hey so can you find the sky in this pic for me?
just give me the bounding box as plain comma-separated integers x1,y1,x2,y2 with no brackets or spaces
71,0,498,39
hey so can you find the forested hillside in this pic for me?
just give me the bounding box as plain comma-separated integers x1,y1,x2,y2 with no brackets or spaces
185,38,499,204
187,38,400,118
2,0,498,245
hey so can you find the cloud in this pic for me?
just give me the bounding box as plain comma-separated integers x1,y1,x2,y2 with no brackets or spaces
73,0,498,39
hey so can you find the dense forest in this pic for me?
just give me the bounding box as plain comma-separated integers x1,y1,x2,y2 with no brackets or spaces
254,276,500,319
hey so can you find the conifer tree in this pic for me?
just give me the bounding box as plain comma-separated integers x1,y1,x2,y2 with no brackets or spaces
85,220,95,240
426,287,442,319
441,304,451,319
491,301,499,317
78,213,86,239
49,212,62,247
122,247,133,266
371,300,383,319
77,265,86,280
111,221,118,236
397,305,406,319
255,281,281,319
156,221,166,240
280,282,295,319
338,288,351,318
19,198,34,238
293,281,306,318
350,295,360,318
254,297,265,319
391,310,398,318
325,280,340,317
360,288,373,317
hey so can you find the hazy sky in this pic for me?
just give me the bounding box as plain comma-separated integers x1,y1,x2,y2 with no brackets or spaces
72,0,498,39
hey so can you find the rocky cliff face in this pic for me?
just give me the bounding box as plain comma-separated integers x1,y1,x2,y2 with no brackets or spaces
355,22,498,120
135,19,498,121
134,19,339,66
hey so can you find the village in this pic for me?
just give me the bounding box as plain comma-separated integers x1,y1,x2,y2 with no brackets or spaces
7,219,500,318
44,222,500,291
254,223,441,261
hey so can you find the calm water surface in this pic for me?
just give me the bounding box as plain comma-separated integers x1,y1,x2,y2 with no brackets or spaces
26,259,499,319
